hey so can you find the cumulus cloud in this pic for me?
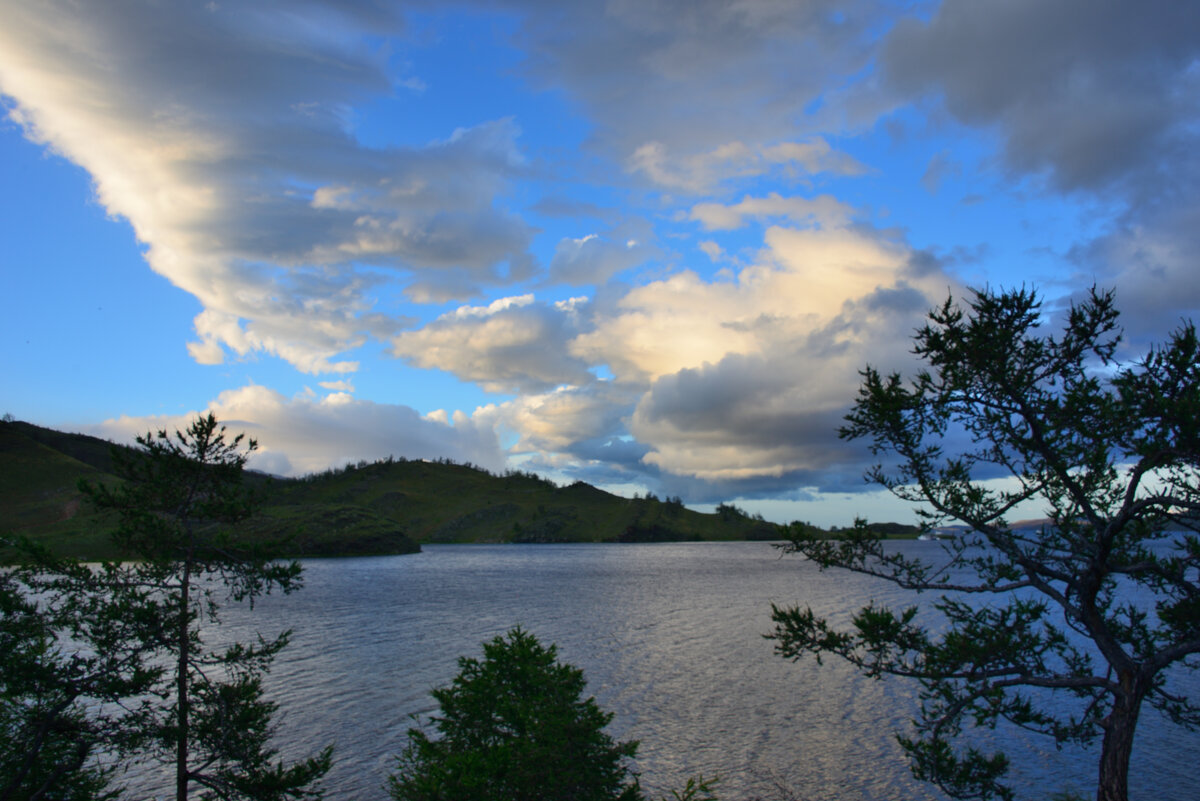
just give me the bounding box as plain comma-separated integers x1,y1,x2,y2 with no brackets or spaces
0,2,535,374
495,382,642,456
627,289,932,484
699,241,724,262
85,384,506,477
572,225,934,383
390,294,594,394
373,210,957,494
568,223,959,484
381,221,940,489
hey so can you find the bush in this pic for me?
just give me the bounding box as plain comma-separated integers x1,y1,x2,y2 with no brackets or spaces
388,628,642,801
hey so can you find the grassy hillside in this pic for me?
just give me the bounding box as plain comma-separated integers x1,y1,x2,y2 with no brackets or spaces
1,419,780,561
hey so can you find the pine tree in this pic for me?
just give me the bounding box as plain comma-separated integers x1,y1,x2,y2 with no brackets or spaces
81,413,332,800
771,287,1200,801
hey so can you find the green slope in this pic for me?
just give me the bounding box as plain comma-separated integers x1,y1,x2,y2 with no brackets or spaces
1,420,780,561
269,458,780,544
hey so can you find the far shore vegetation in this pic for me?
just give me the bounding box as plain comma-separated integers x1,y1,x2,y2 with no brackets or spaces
1,417,919,563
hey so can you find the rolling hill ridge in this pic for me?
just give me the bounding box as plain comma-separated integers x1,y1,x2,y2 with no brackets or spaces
0,419,781,560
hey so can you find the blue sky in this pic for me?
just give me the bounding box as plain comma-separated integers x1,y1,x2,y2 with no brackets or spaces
2,1,1197,526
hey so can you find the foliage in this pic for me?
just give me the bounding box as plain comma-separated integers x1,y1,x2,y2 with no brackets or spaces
769,287,1200,801
0,542,156,801
2,419,766,555
78,413,332,801
660,775,719,801
388,628,643,801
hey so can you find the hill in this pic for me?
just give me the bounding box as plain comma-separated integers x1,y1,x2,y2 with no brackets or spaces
0,419,780,560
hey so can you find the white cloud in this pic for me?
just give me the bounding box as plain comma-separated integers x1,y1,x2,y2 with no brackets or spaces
689,193,854,232
630,139,867,193
85,384,506,477
379,217,959,490
571,224,928,384
451,294,536,319
699,241,724,262
0,2,534,375
494,382,641,456
547,223,659,285
570,224,961,482
390,296,594,394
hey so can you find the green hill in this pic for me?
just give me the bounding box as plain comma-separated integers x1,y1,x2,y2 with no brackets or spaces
0,419,780,561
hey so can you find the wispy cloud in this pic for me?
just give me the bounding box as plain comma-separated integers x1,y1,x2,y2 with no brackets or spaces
0,2,534,374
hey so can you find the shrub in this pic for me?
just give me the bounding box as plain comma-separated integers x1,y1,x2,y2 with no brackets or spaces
388,628,642,801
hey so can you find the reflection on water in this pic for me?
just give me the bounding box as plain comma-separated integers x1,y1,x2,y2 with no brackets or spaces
118,542,1198,800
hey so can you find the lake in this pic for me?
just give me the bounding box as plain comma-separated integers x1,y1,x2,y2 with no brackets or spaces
120,541,1198,800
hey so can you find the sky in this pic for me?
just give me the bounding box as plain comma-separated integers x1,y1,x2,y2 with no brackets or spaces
1,0,1198,526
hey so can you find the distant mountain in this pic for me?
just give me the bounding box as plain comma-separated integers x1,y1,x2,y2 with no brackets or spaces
0,419,780,561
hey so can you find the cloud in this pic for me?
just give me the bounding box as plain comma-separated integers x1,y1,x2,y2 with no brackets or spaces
883,0,1200,194
495,382,642,456
921,150,962,195
1066,199,1200,347
630,353,853,482
621,277,941,485
513,0,888,191
85,384,506,478
699,241,724,262
547,222,659,285
390,295,594,394
630,138,868,193
559,223,961,487
882,0,1200,361
689,193,853,232
373,210,959,495
0,2,535,374
571,224,937,384
529,196,614,221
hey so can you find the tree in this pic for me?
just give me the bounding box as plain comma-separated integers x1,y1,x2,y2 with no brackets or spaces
0,548,144,801
769,287,1199,801
80,413,331,801
2,524,176,801
388,628,644,801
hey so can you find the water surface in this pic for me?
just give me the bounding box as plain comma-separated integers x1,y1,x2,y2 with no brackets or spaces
122,541,1199,800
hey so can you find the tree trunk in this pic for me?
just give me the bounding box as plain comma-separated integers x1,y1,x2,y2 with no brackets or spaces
176,565,191,801
1096,675,1144,801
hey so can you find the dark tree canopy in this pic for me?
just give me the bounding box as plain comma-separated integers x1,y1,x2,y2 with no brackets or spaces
0,550,148,801
389,628,643,801
769,287,1199,801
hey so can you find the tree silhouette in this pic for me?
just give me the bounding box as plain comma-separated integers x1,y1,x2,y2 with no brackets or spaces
771,287,1199,801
